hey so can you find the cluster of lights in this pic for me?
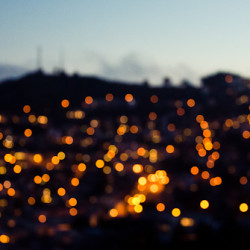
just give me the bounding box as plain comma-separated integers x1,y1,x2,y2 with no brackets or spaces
0,89,249,244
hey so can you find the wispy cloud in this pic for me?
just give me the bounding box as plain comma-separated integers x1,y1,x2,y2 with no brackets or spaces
0,64,29,82
80,52,200,86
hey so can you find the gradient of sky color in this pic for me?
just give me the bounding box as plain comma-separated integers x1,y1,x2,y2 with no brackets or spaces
1,0,250,85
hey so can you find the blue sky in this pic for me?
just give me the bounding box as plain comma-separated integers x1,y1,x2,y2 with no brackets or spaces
1,0,250,85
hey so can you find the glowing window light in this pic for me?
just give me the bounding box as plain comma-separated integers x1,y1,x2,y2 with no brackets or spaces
203,129,211,138
103,166,111,174
190,166,199,175
115,163,124,172
132,164,143,173
105,93,114,102
200,121,209,130
61,99,69,108
33,154,43,164
201,171,210,179
51,156,60,165
57,151,66,160
13,165,22,174
64,136,73,145
156,203,165,212
134,204,143,213
85,96,93,104
138,177,147,185
78,163,86,172
150,95,158,103
177,107,185,116
71,177,79,186
167,123,176,131
0,167,6,175
109,208,118,217
180,217,195,227
37,116,48,124
125,94,133,103
242,131,250,139
38,214,47,223
96,159,105,168
187,98,195,107
198,149,207,157
57,187,66,196
166,145,175,153
69,208,78,216
196,115,204,123
27,197,35,205
34,176,42,184
23,105,31,113
130,125,139,134
41,174,50,183
7,188,15,196
240,176,248,185
149,112,157,121
150,184,159,193
68,198,77,207
0,235,10,243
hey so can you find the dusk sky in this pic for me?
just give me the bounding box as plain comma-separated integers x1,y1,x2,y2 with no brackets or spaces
2,0,250,85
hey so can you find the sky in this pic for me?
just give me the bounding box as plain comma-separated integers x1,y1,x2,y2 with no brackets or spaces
1,0,250,85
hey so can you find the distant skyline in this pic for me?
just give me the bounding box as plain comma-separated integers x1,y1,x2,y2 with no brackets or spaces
2,0,250,85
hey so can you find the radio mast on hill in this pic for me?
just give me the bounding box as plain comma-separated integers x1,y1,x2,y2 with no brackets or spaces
37,46,43,71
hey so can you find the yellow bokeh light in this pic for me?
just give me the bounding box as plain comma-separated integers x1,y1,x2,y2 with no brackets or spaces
64,136,73,145
134,204,143,213
34,175,42,184
68,198,77,207
200,200,209,209
13,165,22,174
57,151,66,160
180,217,195,227
239,203,248,212
42,174,50,183
172,208,181,217
0,234,10,244
138,177,147,185
7,188,15,196
109,208,118,217
33,154,43,164
150,184,159,193
51,156,60,165
71,177,79,186
78,163,86,172
115,163,124,172
96,159,105,168
132,164,143,173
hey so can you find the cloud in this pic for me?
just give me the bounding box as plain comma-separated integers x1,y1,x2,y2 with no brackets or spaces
0,64,29,82
81,52,200,86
